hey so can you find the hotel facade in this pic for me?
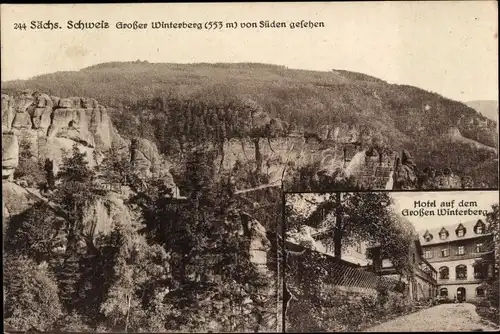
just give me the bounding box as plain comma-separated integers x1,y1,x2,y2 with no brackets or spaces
418,219,494,302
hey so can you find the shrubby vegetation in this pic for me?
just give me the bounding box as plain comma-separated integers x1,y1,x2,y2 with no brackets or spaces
287,286,417,332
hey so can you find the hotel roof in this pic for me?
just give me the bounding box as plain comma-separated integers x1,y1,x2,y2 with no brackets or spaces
417,219,491,246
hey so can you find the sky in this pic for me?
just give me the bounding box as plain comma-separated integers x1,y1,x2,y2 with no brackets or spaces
286,190,498,233
390,191,498,232
1,2,498,102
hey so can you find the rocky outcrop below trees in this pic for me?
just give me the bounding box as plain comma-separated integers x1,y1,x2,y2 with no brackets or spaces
219,132,463,191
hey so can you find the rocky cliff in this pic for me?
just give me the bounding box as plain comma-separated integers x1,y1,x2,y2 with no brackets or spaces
2,90,172,183
219,136,398,190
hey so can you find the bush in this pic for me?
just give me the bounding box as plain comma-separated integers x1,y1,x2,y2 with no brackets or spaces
286,286,418,332
286,298,325,332
470,300,499,325
14,158,46,188
14,139,47,188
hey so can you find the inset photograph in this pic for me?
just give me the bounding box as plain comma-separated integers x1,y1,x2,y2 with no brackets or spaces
284,191,499,332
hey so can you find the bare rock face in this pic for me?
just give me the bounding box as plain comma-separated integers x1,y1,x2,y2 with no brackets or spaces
1,91,173,188
2,94,16,132
82,192,132,239
11,91,35,130
2,133,19,179
2,181,34,219
392,149,418,190
47,96,125,151
320,123,363,143
47,108,96,147
130,137,162,177
248,219,272,273
31,92,54,131
3,91,128,153
220,136,396,190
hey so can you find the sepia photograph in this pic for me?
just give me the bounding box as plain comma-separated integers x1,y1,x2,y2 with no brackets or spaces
284,191,499,332
1,1,498,333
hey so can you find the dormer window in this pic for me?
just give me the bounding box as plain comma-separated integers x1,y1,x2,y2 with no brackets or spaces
355,242,362,253
439,228,449,240
474,220,486,235
456,224,466,238
423,230,433,242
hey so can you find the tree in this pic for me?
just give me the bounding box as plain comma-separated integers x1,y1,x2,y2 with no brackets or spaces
5,202,64,263
98,147,141,190
3,255,63,331
49,144,107,253
100,223,170,332
45,144,109,313
128,148,274,332
13,138,46,188
287,191,415,276
295,192,393,260
475,204,499,309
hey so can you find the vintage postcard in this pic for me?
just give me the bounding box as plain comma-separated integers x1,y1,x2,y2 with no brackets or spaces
1,2,498,333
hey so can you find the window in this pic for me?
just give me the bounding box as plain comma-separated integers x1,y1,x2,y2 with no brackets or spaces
423,230,433,242
458,246,465,255
424,250,432,259
439,228,449,240
355,242,362,253
476,243,483,253
320,208,327,221
474,220,486,235
476,288,485,297
456,224,466,237
439,266,449,280
412,253,416,263
456,265,467,280
440,287,448,297
441,248,449,257
474,263,489,279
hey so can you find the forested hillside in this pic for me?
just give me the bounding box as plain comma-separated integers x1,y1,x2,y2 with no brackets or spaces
2,61,498,187
466,100,498,124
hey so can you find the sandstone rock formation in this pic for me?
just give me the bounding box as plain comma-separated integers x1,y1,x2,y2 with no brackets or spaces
219,135,397,190
2,91,172,185
2,181,35,219
392,150,418,190
2,133,19,180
